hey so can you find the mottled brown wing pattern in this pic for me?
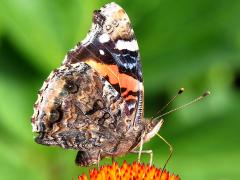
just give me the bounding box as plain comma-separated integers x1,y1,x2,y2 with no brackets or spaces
32,62,146,165
33,63,121,148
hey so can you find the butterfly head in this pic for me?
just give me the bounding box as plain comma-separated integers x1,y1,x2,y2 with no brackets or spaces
144,119,164,142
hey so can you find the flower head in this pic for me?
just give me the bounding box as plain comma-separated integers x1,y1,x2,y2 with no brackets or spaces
78,161,180,180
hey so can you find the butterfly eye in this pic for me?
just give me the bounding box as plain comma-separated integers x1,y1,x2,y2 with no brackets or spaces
65,80,78,94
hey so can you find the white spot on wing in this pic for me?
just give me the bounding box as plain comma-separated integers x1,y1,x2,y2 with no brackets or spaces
99,49,105,55
115,40,139,51
99,33,110,43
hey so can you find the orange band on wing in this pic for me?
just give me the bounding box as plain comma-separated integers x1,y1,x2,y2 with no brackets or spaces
85,59,119,84
85,59,140,98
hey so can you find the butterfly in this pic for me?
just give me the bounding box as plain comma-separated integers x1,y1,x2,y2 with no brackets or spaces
31,2,163,166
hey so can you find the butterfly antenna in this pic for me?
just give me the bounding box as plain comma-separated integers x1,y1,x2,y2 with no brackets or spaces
153,91,210,121
151,88,185,120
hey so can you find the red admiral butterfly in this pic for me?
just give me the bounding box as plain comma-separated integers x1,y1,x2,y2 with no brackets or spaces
32,2,163,166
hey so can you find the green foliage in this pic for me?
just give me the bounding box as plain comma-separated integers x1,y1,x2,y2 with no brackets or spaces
0,0,239,179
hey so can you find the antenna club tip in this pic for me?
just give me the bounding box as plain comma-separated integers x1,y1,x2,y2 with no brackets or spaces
178,88,185,94
202,91,211,97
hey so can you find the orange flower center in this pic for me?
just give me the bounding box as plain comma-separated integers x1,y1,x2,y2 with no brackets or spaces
78,161,180,180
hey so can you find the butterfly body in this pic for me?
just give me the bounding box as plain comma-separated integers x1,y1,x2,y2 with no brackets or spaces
31,2,162,166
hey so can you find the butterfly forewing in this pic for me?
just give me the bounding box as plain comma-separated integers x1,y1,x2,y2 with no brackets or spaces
63,3,144,124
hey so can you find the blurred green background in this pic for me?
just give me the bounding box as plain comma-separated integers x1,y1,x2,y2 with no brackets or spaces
0,0,240,179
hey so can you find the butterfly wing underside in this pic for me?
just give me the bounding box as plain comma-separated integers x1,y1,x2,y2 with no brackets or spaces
31,2,148,167
63,3,144,126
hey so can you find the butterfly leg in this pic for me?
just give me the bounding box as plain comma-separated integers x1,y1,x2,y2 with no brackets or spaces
130,150,153,165
156,133,173,178
97,150,103,169
135,132,144,163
